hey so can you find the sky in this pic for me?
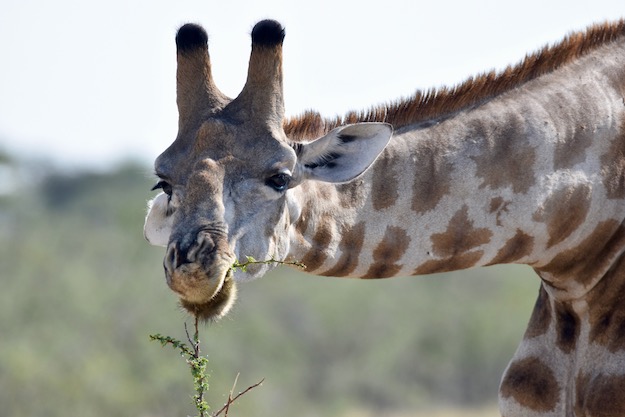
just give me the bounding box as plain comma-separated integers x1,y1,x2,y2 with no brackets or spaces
0,0,623,170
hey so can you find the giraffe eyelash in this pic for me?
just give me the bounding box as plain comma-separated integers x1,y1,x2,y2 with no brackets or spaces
151,180,173,197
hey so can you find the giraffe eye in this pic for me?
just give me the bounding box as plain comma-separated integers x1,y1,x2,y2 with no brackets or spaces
266,173,291,192
151,180,173,197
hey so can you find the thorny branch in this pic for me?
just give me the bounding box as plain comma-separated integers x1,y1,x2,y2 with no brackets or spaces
150,319,264,417
150,257,300,416
211,377,265,417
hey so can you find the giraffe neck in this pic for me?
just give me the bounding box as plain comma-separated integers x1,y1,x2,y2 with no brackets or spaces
289,37,625,285
499,242,625,415
284,26,625,417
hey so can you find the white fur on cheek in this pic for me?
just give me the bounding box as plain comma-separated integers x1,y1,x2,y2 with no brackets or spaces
144,192,174,247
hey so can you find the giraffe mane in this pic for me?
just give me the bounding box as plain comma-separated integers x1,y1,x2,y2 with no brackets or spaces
284,19,625,141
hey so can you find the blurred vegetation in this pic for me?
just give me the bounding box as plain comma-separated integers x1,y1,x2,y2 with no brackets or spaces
0,154,540,417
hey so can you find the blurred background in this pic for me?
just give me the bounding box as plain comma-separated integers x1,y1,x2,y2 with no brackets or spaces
1,1,623,416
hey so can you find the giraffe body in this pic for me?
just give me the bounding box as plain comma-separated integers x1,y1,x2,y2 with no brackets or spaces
144,20,625,416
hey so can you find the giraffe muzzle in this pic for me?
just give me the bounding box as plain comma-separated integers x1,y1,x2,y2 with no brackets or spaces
163,228,237,321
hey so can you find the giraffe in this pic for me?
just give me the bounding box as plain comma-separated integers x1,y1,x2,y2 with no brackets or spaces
144,19,625,416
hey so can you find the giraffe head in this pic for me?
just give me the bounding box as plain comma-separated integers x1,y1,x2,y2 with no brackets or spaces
144,20,392,321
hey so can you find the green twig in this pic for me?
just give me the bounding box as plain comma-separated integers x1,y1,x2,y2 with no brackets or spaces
149,318,209,417
229,256,306,273
149,257,301,416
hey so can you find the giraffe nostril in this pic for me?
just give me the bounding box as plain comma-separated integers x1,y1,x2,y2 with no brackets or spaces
195,231,216,255
165,243,182,272
165,231,219,272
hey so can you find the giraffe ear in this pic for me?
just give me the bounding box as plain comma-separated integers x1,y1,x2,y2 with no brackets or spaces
294,123,392,184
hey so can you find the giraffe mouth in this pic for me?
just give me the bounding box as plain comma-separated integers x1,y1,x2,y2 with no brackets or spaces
178,274,237,321
163,228,237,321
166,262,238,321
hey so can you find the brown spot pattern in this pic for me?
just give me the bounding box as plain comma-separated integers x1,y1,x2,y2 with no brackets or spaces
500,356,560,412
317,183,334,202
371,149,399,211
489,197,505,212
413,206,491,274
600,129,625,200
430,206,493,257
321,222,366,277
588,252,625,352
537,220,625,285
554,302,579,353
337,179,366,209
413,251,484,275
411,144,453,215
576,372,625,416
471,115,537,194
294,203,312,237
532,183,592,248
489,197,510,227
362,226,411,278
553,124,593,170
488,229,534,265
524,285,552,339
299,219,333,272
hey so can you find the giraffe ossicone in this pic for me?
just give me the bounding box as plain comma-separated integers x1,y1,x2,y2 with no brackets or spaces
144,18,625,416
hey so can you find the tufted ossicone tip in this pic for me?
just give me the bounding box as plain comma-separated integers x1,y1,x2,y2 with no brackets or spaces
176,23,209,53
251,19,285,47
